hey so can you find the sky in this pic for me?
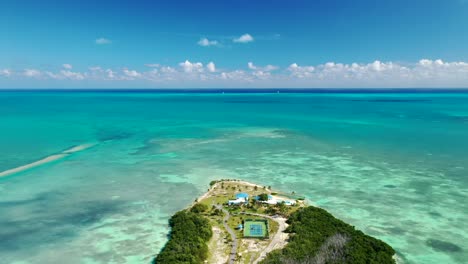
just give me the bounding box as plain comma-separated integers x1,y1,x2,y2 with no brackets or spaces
1,0,468,88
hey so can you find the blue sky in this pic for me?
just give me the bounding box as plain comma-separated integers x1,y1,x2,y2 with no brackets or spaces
1,0,468,88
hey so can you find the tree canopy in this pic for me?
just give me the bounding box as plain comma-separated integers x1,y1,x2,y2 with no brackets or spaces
258,193,269,201
155,210,212,264
190,203,208,213
261,206,395,264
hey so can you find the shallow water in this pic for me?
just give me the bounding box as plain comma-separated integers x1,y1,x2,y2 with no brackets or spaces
0,91,467,264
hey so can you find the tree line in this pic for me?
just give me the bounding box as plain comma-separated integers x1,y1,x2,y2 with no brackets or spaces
154,208,212,264
260,206,396,264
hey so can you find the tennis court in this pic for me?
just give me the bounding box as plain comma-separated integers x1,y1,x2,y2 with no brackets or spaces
243,220,268,238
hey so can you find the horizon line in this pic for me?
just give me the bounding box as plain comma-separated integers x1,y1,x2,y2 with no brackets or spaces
1,88,468,93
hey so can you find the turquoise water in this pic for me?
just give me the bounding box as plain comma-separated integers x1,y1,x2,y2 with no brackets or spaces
0,91,467,264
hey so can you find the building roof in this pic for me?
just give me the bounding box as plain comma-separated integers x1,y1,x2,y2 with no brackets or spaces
236,192,249,199
228,197,247,205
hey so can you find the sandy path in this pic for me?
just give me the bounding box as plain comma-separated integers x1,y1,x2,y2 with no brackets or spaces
216,205,238,264
240,212,289,264
208,226,229,264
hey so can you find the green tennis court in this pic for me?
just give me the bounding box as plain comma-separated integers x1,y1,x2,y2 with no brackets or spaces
243,220,268,238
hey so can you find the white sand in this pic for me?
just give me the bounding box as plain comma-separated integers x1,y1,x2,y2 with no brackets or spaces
0,143,95,178
62,143,95,154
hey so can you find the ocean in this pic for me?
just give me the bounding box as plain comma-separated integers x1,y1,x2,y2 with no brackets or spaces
0,90,467,264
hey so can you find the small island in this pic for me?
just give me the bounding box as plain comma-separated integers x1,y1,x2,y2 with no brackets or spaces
154,180,396,264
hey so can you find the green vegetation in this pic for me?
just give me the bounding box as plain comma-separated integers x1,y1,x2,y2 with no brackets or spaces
155,180,394,264
261,206,395,264
155,210,213,264
258,193,269,201
264,201,291,217
190,203,208,213
209,180,218,186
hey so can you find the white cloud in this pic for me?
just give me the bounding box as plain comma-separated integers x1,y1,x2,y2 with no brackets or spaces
288,63,315,78
62,64,73,69
248,62,278,71
106,69,116,79
160,66,176,73
4,59,468,88
60,70,85,80
263,65,278,71
123,69,142,79
44,69,85,80
179,60,204,73
0,69,12,77
198,38,218,47
24,69,41,78
96,38,112,45
207,62,216,72
233,34,254,43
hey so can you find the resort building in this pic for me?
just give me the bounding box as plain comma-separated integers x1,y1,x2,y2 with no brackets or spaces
235,192,249,200
228,192,250,205
253,194,296,205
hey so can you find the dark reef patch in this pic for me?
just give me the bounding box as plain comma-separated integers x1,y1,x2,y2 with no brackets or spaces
426,239,463,253
386,226,406,235
0,191,66,207
0,197,123,253
384,184,397,188
95,129,133,142
448,116,468,123
428,211,442,218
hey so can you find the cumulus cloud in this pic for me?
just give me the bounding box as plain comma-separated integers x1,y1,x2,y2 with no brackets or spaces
60,70,85,80
3,59,468,88
288,63,315,78
233,34,254,43
44,69,85,80
179,60,204,73
207,62,216,72
122,69,142,80
62,64,73,69
96,38,112,45
198,38,219,47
